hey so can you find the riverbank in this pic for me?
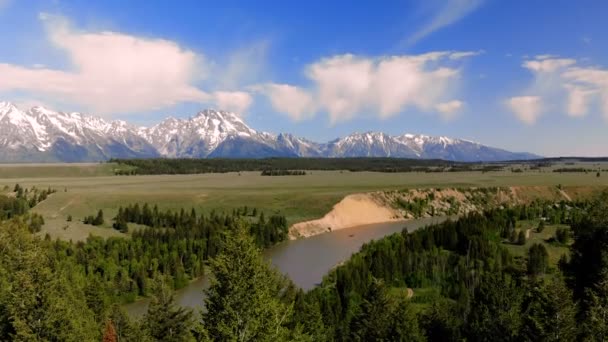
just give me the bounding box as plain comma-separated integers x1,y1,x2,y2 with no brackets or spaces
125,217,446,317
289,193,403,239
288,185,604,239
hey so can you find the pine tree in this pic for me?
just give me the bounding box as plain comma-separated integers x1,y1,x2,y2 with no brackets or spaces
107,304,142,342
388,296,424,342
93,209,105,226
518,230,527,245
143,278,194,342
113,218,129,233
468,273,523,341
202,222,295,341
527,243,549,277
0,220,99,341
349,279,393,341
420,299,462,342
537,220,545,233
584,271,608,341
292,291,328,341
510,229,518,244
520,277,577,341
555,228,569,244
566,191,608,300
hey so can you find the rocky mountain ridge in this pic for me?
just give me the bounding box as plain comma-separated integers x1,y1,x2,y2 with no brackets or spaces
0,102,539,162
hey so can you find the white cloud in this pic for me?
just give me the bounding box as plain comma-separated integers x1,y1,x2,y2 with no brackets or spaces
294,52,470,123
449,50,484,60
506,96,542,125
0,13,478,121
509,55,608,122
563,67,608,88
306,54,373,122
565,85,597,117
435,100,464,121
258,84,316,121
212,91,253,114
217,40,270,89
407,0,485,45
535,54,558,60
259,51,475,123
563,67,608,120
0,14,208,114
523,58,575,73
0,13,256,116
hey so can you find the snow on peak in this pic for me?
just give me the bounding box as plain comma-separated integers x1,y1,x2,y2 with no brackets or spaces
135,108,263,157
0,101,150,153
0,101,17,111
0,102,19,121
0,101,532,162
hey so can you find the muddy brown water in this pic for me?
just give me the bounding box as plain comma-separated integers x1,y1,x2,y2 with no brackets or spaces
124,216,449,317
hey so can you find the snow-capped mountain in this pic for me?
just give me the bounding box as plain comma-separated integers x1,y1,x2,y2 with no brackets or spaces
318,132,537,161
137,110,273,158
274,133,323,157
0,102,157,162
394,134,533,162
0,102,539,162
323,132,419,158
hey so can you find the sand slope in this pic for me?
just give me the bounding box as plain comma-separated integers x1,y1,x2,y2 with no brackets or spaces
289,193,401,239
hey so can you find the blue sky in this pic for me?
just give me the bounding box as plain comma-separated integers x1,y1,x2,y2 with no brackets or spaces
0,0,607,156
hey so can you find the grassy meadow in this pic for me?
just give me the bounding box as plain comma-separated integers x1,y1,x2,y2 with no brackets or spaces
504,221,571,266
0,162,607,241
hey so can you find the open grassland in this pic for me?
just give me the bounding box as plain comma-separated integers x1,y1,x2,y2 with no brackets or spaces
504,221,571,266
0,163,606,241
0,163,116,178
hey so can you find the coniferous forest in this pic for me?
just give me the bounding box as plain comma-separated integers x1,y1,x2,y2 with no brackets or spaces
2,1,607,341
110,158,493,175
1,186,608,340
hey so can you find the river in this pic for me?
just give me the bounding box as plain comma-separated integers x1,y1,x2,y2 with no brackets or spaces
125,216,447,317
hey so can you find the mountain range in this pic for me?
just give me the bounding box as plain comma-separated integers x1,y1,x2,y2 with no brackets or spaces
0,101,539,162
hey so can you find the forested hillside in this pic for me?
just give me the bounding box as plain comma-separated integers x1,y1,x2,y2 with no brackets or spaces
0,185,291,340
1,185,608,340
291,192,608,341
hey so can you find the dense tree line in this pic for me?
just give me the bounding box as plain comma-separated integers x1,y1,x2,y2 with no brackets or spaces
110,157,495,175
113,203,288,248
1,184,52,232
112,157,608,175
261,169,307,176
0,194,29,220
553,167,595,173
56,204,288,305
0,184,56,220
